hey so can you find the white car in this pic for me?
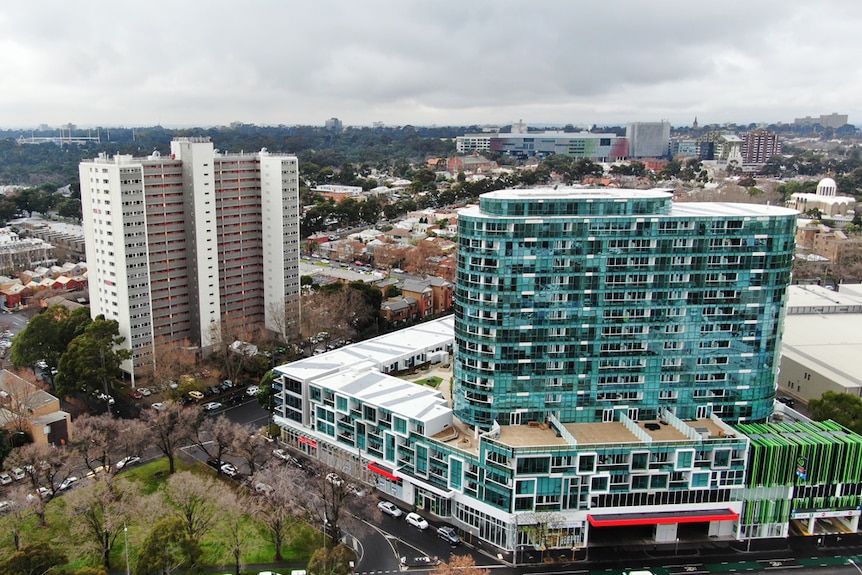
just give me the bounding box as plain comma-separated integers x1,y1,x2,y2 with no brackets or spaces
59,476,79,491
377,501,403,517
246,385,260,396
405,512,429,530
220,462,238,477
325,472,343,487
116,456,141,470
139,387,152,397
10,468,25,481
151,402,167,411
203,401,223,411
273,449,290,462
0,473,11,485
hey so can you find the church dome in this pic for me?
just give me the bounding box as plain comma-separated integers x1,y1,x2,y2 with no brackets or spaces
816,177,837,197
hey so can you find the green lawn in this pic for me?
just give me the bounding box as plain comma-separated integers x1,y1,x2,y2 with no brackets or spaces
413,376,442,387
0,457,316,573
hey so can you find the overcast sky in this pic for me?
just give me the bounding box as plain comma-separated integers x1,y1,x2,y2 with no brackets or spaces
1,1,858,129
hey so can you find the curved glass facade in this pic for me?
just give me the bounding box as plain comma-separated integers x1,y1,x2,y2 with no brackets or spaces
453,188,797,430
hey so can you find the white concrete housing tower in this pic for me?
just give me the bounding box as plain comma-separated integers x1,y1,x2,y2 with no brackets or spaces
79,138,300,377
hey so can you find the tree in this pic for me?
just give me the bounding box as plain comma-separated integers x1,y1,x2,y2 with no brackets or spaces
6,442,75,525
520,511,566,561
70,413,146,481
10,304,90,378
133,337,197,392
809,391,862,434
190,414,237,474
432,555,491,575
134,516,195,575
404,240,444,276
231,427,271,476
56,315,132,399
307,543,356,575
3,485,37,551
140,403,196,474
0,542,67,575
62,478,141,570
251,467,303,561
217,491,253,575
163,471,230,569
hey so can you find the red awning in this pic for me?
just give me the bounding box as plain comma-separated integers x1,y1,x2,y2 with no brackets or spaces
588,508,738,527
368,462,399,481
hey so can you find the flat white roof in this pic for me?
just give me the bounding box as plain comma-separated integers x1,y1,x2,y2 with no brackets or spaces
314,367,450,423
275,315,454,383
782,286,862,390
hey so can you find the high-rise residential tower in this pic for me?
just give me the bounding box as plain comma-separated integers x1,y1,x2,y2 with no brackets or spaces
79,137,300,376
454,189,797,430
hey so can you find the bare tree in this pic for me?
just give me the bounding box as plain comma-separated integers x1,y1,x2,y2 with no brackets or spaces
372,241,408,270
208,313,265,384
70,413,146,481
404,240,444,276
140,403,198,474
217,490,254,575
432,554,491,575
5,442,75,525
3,484,37,550
231,429,271,476
249,466,303,561
134,336,198,391
62,477,141,570
164,471,231,569
190,414,237,473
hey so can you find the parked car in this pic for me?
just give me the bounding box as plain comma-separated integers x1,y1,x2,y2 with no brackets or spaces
437,526,461,545
116,456,141,470
246,385,260,396
405,512,429,530
222,379,234,390
220,462,238,477
377,501,403,517
151,402,167,411
326,472,343,487
400,556,440,567
273,449,290,462
127,389,143,399
10,468,25,481
139,387,152,397
59,476,79,491
203,402,223,411
188,390,204,400
0,472,11,485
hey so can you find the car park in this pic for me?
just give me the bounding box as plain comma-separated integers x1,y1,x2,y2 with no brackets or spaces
405,512,429,530
203,401,223,411
437,526,461,545
377,501,403,517
116,456,141,470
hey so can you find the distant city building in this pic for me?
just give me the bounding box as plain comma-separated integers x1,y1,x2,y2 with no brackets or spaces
668,138,698,159
325,117,343,131
79,138,300,376
625,121,670,158
741,129,781,167
697,132,743,162
489,131,626,161
312,184,364,202
455,134,494,153
793,113,849,129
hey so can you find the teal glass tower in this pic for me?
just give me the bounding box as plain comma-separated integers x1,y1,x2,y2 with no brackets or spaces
453,189,797,430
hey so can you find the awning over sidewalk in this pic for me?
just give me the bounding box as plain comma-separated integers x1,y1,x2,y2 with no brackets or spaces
588,508,739,527
368,462,399,481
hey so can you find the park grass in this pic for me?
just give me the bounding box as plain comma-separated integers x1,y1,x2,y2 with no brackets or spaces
0,456,316,573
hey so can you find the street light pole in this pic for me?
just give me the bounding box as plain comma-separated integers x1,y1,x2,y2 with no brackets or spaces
124,522,130,575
